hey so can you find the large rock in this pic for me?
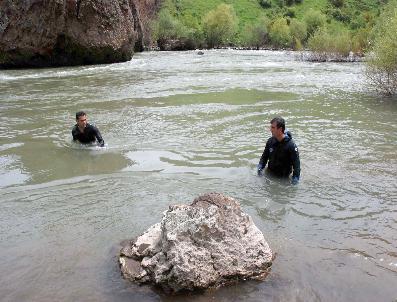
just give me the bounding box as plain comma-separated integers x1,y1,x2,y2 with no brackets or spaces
119,192,273,293
0,0,160,68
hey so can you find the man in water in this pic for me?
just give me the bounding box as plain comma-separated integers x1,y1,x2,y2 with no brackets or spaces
257,116,300,184
72,111,105,147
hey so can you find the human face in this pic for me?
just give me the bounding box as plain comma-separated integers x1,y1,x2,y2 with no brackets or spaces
270,122,283,138
77,115,87,129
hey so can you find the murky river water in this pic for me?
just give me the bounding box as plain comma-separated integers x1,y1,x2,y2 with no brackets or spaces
0,50,396,302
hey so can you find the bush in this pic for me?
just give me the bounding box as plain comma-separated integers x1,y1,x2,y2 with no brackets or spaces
269,18,293,48
307,28,351,61
304,9,327,37
327,8,350,23
202,4,238,48
259,0,272,8
180,13,205,48
289,18,307,43
241,17,270,48
284,7,296,18
329,0,344,8
293,37,303,50
351,27,370,54
365,2,397,95
152,10,187,42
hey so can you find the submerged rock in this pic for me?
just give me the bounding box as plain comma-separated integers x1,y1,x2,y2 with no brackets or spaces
0,0,160,68
119,192,273,293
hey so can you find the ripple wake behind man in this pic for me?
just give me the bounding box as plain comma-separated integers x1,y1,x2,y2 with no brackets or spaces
72,111,105,147
257,116,300,185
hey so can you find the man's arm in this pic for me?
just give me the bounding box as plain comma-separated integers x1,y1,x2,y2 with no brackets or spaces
257,140,270,175
290,141,300,184
71,127,78,141
92,125,105,147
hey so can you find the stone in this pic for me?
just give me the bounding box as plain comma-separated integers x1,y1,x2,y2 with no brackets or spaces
119,192,273,293
0,0,160,68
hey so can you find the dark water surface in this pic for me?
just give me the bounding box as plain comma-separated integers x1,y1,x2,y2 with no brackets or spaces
0,50,396,302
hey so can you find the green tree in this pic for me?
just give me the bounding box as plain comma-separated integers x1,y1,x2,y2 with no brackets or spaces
202,4,238,48
366,2,397,95
269,17,292,48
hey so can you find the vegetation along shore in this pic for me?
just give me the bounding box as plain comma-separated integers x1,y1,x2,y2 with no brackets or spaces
151,0,397,95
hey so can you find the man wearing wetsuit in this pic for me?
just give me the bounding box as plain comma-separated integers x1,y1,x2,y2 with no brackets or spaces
257,116,300,184
72,111,105,147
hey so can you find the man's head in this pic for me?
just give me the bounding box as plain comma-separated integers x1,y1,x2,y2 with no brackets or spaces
270,116,285,140
76,111,87,129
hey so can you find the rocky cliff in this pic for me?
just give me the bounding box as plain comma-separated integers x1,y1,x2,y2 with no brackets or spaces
0,0,160,68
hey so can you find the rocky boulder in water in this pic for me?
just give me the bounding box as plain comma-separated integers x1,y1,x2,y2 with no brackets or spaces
119,192,273,293
0,0,160,68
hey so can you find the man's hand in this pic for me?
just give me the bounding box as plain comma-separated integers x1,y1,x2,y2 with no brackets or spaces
257,164,263,176
291,176,299,185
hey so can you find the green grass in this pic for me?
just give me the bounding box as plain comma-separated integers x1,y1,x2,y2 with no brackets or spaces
293,0,328,19
164,0,268,29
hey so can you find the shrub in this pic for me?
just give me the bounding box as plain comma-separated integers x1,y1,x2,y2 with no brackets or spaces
351,27,370,54
327,8,350,23
289,18,307,43
365,2,397,96
307,28,351,61
284,7,296,18
293,37,303,50
152,10,186,42
241,17,270,48
259,0,272,8
304,9,327,37
180,13,205,47
329,0,344,8
269,18,293,48
202,4,238,48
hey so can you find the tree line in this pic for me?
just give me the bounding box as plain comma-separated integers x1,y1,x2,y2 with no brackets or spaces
150,0,397,96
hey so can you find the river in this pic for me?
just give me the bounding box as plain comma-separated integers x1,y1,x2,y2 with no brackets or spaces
0,50,396,302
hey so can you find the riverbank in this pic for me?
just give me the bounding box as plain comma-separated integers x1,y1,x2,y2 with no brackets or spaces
144,45,365,62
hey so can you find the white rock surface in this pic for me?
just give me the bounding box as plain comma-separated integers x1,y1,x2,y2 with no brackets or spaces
119,192,273,292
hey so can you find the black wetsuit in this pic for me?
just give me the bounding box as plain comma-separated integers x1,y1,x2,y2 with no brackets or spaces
72,123,105,147
258,132,300,180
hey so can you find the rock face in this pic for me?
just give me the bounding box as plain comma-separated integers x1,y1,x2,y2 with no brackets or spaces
0,0,160,68
119,192,273,293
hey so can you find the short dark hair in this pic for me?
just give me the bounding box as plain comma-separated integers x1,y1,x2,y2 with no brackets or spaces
76,111,86,120
270,116,285,132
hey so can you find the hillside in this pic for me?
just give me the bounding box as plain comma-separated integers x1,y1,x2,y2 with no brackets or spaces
152,0,387,55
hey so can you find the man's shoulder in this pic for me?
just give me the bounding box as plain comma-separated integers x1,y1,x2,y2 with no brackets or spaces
267,136,277,145
86,123,98,131
287,138,299,153
71,124,78,133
